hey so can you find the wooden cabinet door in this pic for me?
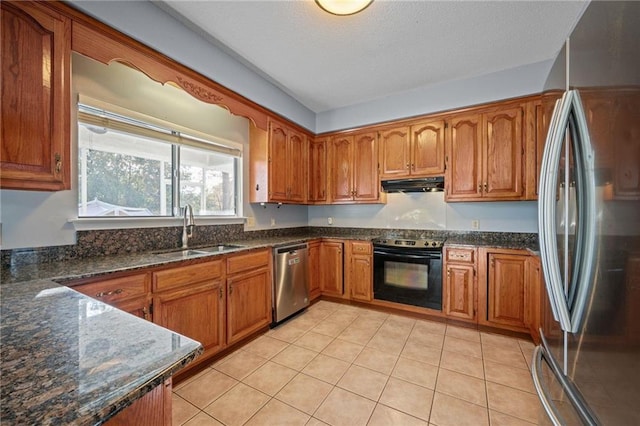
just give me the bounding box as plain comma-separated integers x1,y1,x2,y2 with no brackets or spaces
107,379,171,426
486,253,527,330
411,120,445,176
350,254,372,301
613,93,640,200
153,281,226,356
1,1,70,191
308,139,327,203
308,241,322,300
288,129,307,202
483,107,524,199
320,241,344,296
525,255,543,342
227,267,272,345
353,132,379,201
379,127,410,178
329,136,354,202
268,121,289,201
583,92,616,169
445,264,476,321
529,94,561,199
446,114,482,200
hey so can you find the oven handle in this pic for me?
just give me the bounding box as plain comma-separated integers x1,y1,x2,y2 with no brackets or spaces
373,250,440,260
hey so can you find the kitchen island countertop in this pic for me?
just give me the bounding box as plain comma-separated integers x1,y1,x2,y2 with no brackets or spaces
0,278,202,425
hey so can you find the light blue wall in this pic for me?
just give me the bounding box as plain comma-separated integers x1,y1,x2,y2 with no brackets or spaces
316,60,553,133
308,193,538,233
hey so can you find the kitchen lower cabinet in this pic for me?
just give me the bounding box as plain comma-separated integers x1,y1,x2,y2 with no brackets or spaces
478,248,535,333
308,240,322,300
152,260,226,366
320,240,344,297
443,247,477,322
106,379,171,426
153,281,225,356
68,272,151,320
346,241,373,302
226,249,272,345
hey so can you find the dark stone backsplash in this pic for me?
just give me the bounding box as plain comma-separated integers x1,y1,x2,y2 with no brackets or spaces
1,225,537,269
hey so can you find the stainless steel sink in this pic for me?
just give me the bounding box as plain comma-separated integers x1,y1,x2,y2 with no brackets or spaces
197,244,246,253
154,244,246,259
155,249,210,259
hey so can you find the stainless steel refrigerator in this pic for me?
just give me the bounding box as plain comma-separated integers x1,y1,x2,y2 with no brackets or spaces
534,1,640,425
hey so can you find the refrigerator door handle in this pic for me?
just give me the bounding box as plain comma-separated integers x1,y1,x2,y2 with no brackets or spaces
538,91,574,331
538,90,597,333
532,345,564,426
567,90,597,331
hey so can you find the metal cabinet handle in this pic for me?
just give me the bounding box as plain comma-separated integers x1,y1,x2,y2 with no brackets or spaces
406,162,410,169
447,269,450,277
219,287,223,299
411,163,415,170
478,183,482,193
55,153,62,174
95,288,123,298
142,306,150,320
483,183,488,192
228,283,233,295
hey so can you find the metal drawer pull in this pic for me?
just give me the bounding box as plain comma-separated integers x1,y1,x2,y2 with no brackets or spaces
95,288,123,298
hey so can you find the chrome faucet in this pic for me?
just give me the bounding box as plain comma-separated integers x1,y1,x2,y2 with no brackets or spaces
181,204,195,249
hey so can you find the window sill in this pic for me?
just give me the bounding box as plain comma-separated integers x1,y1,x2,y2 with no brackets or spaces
69,216,246,231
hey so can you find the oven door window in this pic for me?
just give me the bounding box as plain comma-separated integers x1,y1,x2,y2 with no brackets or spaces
384,260,429,290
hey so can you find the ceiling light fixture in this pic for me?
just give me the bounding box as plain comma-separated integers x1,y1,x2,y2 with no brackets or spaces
315,0,373,16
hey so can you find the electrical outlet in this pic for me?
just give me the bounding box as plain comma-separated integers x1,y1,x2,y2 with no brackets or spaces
246,217,255,227
328,217,333,225
471,220,479,229
270,218,276,226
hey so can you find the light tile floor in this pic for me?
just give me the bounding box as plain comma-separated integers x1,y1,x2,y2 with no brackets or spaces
172,301,547,426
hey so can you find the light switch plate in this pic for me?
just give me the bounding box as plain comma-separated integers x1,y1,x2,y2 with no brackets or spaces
246,217,255,227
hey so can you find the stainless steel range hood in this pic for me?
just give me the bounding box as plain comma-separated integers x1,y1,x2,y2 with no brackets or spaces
381,176,444,193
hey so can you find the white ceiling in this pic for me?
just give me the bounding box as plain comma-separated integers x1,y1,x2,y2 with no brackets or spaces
159,0,587,113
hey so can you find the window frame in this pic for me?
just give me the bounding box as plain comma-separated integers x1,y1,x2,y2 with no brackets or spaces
76,104,243,222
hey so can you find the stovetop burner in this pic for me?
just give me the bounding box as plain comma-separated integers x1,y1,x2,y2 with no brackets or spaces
372,237,445,249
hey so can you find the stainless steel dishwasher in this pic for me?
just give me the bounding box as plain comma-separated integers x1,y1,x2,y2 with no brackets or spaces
273,243,309,324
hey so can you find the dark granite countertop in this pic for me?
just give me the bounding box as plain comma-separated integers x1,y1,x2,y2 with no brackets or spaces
0,279,202,425
0,229,537,424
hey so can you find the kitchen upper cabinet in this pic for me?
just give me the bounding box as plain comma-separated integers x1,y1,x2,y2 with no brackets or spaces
308,138,327,203
443,247,477,322
446,105,525,201
250,120,307,204
379,121,445,179
1,1,71,191
69,272,152,320
308,240,322,300
446,114,483,200
269,120,307,202
329,131,380,203
613,92,640,200
379,127,410,178
153,260,226,365
526,93,560,200
320,240,344,297
226,249,272,345
346,241,373,302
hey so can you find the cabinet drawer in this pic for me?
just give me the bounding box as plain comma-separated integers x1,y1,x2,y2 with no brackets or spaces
351,241,372,255
227,249,270,275
446,248,475,263
72,273,149,304
153,260,223,292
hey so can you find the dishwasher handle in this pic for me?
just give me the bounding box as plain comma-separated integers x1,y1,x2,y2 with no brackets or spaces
275,243,308,255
